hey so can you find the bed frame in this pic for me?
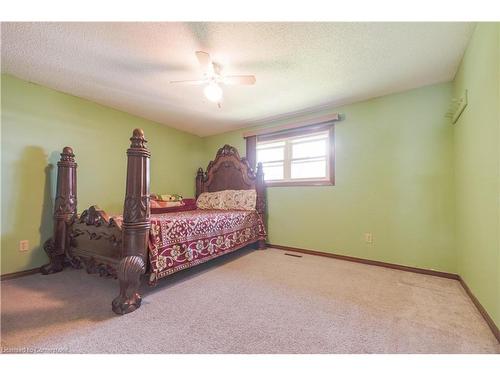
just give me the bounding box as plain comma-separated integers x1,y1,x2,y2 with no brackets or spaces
40,128,267,314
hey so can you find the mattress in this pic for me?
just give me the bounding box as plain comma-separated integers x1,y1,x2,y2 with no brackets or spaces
147,209,266,284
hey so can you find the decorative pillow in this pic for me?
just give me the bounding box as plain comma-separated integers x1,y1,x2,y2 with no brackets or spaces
151,198,197,214
196,190,256,211
221,189,256,211
151,193,183,202
196,191,225,210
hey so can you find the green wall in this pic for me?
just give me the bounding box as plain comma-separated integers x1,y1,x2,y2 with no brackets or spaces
203,82,456,273
452,23,500,327
2,24,499,329
498,23,500,329
1,74,204,274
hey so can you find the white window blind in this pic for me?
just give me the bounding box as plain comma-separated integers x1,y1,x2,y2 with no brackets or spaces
256,130,331,183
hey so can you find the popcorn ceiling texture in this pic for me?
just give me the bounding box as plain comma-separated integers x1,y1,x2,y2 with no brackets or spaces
1,22,474,136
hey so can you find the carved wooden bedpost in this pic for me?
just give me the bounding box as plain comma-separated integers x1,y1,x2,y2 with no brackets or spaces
41,147,77,274
256,162,267,249
112,129,150,315
196,167,204,198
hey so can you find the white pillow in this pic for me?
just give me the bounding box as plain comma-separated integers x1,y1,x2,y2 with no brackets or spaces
196,191,225,210
197,189,256,211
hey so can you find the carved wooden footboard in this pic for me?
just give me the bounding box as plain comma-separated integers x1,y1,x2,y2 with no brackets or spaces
69,206,122,277
41,129,150,314
40,129,266,315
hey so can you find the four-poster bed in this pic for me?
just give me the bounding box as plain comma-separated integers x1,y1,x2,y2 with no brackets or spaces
40,128,267,315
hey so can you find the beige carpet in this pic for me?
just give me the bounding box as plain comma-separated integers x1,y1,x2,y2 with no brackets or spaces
1,247,499,354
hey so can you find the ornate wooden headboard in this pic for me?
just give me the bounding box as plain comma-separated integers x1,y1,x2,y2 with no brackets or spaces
196,145,266,226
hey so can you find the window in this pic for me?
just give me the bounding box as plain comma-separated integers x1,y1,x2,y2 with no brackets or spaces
255,126,334,186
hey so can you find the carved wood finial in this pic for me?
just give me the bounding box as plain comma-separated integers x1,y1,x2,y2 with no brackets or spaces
123,129,150,223
196,167,205,198
217,144,241,159
79,205,110,226
130,128,147,149
60,146,75,162
54,147,78,218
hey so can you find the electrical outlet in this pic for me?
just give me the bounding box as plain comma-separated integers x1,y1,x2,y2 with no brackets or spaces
19,240,29,252
364,233,373,244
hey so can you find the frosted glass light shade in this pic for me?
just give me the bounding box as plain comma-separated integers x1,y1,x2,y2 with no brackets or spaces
204,83,223,102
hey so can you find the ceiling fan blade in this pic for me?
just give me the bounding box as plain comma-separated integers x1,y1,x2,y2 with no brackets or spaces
170,79,206,85
223,75,256,85
195,51,212,75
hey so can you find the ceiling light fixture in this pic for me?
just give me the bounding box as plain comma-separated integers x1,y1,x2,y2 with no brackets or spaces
204,82,223,103
171,51,256,108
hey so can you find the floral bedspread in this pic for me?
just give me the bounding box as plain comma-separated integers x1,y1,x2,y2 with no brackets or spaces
148,209,266,284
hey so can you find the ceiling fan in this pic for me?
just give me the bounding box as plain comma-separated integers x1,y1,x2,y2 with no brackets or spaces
170,51,256,107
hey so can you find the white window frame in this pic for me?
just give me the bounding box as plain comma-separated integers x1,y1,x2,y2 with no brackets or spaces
256,127,334,187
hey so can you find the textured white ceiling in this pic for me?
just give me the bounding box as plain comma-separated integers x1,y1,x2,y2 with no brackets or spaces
1,22,474,136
